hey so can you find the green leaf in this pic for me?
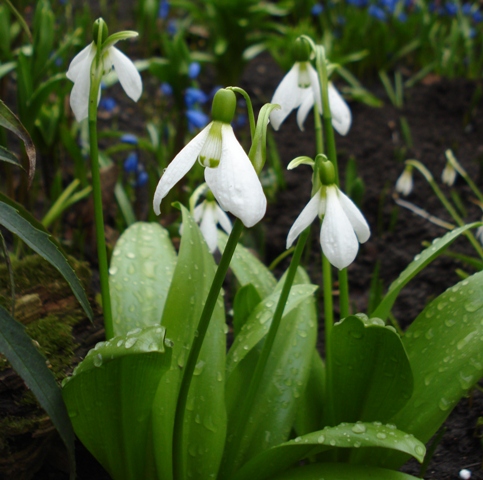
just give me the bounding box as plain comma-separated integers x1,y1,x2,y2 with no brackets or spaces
0,195,93,320
370,270,483,469
0,144,23,168
0,305,75,477
28,73,66,122
331,315,413,426
231,422,425,480
0,98,36,185
233,283,262,337
268,462,423,480
218,232,276,298
372,223,481,320
152,205,226,480
63,326,171,480
109,222,177,336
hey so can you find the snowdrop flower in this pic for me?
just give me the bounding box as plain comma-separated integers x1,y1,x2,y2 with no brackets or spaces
441,161,457,186
66,19,142,122
287,158,370,270
270,41,351,135
395,165,414,196
153,89,266,228
193,198,232,253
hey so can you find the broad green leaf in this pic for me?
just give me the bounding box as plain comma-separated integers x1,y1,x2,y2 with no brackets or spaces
367,270,483,469
231,422,425,480
0,196,93,320
28,73,66,122
218,232,276,298
0,144,23,168
372,223,481,320
0,98,36,185
152,205,226,480
109,222,177,336
268,462,422,480
63,326,171,480
0,305,75,477
232,283,262,337
331,315,413,426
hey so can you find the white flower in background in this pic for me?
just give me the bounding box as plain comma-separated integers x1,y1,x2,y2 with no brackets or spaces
287,185,370,270
476,222,483,246
153,89,267,228
441,161,457,186
395,166,414,196
270,61,351,135
66,39,142,122
193,199,232,252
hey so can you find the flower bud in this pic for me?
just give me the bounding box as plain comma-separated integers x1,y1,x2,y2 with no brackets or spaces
293,38,311,63
211,88,236,124
93,18,109,45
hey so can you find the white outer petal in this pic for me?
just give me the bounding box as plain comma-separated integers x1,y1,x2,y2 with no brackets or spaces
193,203,205,222
68,46,97,122
270,63,304,131
204,125,266,228
337,189,371,243
215,204,233,234
328,83,352,136
308,64,323,113
321,186,359,270
153,125,211,215
67,43,96,81
286,189,321,249
108,47,143,102
296,88,315,131
199,203,218,253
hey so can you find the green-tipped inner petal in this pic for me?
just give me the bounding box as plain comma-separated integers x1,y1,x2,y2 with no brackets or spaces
198,122,223,168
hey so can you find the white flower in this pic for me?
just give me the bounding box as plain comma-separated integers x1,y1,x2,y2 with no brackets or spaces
153,121,267,228
66,41,142,122
395,167,414,196
287,185,370,270
193,199,232,252
270,62,351,135
441,162,457,186
476,222,483,246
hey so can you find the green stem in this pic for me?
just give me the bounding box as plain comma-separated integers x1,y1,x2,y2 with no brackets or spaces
220,227,310,478
173,219,244,480
88,58,114,339
338,268,349,319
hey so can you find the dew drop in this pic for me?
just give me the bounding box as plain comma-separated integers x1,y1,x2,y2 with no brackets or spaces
93,353,103,367
376,433,387,439
125,337,137,349
351,423,366,434
317,435,325,444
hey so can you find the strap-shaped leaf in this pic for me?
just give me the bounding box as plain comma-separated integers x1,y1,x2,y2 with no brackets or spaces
0,305,76,478
0,195,93,320
152,205,226,480
0,145,23,168
62,326,172,480
109,222,177,336
231,422,425,480
232,283,262,337
372,222,481,320
331,315,413,425
218,231,276,299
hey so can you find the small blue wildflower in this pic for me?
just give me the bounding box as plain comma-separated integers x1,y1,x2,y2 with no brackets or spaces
158,0,170,19
337,15,346,25
136,170,149,187
234,113,247,129
347,0,368,7
99,97,117,112
462,3,472,15
445,2,458,16
368,4,387,20
473,9,483,22
188,62,201,79
120,134,138,145
379,0,397,13
311,3,324,15
185,87,208,107
160,82,173,96
124,152,139,173
398,11,408,21
186,110,209,131
55,57,63,67
167,19,177,35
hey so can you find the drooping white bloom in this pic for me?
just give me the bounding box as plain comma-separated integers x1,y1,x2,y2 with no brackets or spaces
66,41,142,122
395,167,414,196
193,199,232,252
287,185,370,270
270,62,351,135
153,121,266,228
441,161,457,186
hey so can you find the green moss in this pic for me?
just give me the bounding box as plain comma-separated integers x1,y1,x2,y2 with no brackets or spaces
0,413,43,452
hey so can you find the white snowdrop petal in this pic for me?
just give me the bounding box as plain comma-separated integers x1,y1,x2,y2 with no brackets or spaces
296,88,315,131
286,189,321,249
193,203,205,223
337,189,371,243
328,83,352,136
69,48,96,122
153,125,211,215
321,186,359,270
66,43,95,82
200,203,218,253
205,125,266,228
109,47,143,102
215,204,233,235
308,64,323,114
270,63,304,131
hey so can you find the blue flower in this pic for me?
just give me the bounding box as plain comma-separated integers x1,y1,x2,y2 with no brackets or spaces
188,61,201,79
167,19,177,35
185,87,208,107
186,109,209,131
158,0,170,19
347,0,368,7
124,152,139,173
462,3,472,14
473,9,483,22
368,4,387,20
398,11,408,21
120,134,138,145
136,170,149,187
311,3,324,15
379,0,397,13
99,96,117,112
160,82,173,96
445,2,458,16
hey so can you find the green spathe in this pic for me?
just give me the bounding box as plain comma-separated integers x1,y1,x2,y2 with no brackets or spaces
211,88,236,124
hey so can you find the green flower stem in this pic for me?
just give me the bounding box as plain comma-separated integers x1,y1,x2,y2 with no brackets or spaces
173,218,244,480
221,227,310,478
338,268,349,319
88,59,114,339
447,151,483,204
228,87,256,140
408,160,483,260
